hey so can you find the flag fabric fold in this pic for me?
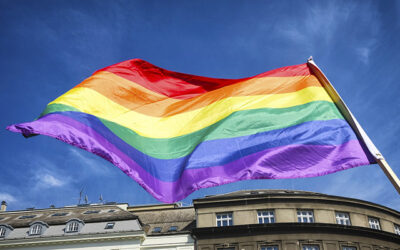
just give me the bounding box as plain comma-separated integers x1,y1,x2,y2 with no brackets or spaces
7,59,376,202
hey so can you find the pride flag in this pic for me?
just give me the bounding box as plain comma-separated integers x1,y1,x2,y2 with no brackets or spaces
7,59,376,202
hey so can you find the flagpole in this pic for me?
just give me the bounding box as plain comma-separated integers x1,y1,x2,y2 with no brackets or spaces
306,57,400,194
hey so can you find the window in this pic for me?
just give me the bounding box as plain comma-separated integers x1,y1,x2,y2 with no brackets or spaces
0,225,13,238
108,209,115,213
65,219,83,233
342,247,357,250
261,246,278,250
168,226,178,232
83,210,100,214
258,210,275,224
152,227,161,233
336,212,351,225
52,212,68,217
395,224,400,235
66,221,79,232
302,245,319,250
297,210,314,223
19,215,36,219
216,212,233,226
28,222,48,236
368,217,381,230
29,224,42,235
105,222,115,229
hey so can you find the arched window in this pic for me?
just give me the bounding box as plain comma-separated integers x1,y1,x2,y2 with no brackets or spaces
28,221,48,236
67,221,79,232
65,218,84,233
29,224,42,235
0,224,13,238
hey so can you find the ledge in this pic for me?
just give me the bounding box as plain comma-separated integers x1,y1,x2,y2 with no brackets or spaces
192,223,400,244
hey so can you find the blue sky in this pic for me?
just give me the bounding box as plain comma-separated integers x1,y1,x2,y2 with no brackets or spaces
1,0,400,211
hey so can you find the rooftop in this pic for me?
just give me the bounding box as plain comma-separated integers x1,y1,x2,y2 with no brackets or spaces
0,203,137,228
132,206,195,235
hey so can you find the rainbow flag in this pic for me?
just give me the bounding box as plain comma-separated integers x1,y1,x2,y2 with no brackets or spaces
7,59,375,202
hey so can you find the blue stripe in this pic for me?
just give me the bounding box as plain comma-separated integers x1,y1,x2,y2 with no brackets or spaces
48,111,358,182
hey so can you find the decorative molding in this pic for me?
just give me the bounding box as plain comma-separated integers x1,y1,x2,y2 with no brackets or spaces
192,223,400,244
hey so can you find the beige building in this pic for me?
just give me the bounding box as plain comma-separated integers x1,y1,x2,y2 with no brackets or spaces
192,190,400,250
128,203,195,250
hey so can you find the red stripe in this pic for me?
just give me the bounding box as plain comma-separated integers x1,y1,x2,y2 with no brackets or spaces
96,59,311,99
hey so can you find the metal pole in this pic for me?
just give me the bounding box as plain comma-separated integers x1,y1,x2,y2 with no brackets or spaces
306,57,400,195
376,157,400,194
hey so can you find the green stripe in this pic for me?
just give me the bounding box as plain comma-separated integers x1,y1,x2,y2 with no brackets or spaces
41,101,344,159
41,103,81,116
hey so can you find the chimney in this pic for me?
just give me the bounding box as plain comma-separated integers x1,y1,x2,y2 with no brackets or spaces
1,201,7,212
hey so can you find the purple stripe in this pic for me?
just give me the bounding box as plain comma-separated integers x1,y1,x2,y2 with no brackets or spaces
7,114,372,203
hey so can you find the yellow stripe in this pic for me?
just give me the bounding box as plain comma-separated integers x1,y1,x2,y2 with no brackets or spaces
50,86,333,138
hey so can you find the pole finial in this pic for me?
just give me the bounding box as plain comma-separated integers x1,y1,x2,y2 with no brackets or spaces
307,56,313,62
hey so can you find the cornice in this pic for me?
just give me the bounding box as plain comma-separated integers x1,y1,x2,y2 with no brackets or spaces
192,223,400,244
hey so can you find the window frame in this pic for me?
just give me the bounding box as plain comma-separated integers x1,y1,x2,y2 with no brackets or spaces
29,224,43,236
216,212,233,227
297,210,314,223
301,244,320,250
335,211,351,225
260,245,279,250
339,242,359,250
83,210,100,214
19,215,36,219
368,217,381,230
215,243,237,250
66,221,79,233
0,226,6,237
52,212,68,217
65,218,84,233
257,210,275,224
341,246,357,250
105,222,115,229
28,221,48,236
0,224,13,238
394,224,400,235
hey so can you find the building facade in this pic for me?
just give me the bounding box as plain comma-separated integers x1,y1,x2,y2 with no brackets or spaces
128,203,195,250
192,190,400,250
1,190,400,249
0,203,144,249
0,202,196,250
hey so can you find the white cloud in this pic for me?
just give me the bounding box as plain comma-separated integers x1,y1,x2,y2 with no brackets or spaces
16,153,70,188
32,170,68,189
274,1,379,63
68,147,113,176
275,1,353,47
0,193,17,203
356,47,371,65
42,174,65,187
321,167,380,200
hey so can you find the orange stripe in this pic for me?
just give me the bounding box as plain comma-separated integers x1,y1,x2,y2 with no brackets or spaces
98,59,311,99
75,71,323,117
